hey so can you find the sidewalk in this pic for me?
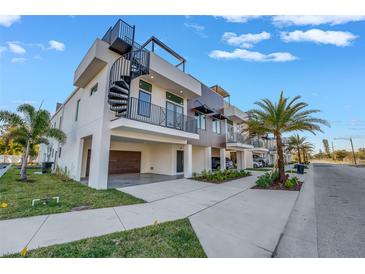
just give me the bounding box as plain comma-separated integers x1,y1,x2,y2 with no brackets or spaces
1,173,299,257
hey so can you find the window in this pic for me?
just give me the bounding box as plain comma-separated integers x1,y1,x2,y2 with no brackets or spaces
59,116,62,129
166,101,184,130
166,92,183,105
212,119,221,134
195,112,206,130
75,99,80,121
59,147,62,158
138,90,151,117
90,83,98,96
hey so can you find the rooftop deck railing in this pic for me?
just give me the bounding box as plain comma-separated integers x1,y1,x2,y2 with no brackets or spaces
102,19,135,46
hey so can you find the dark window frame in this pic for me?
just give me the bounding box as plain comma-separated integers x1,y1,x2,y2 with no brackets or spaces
137,90,152,117
90,83,98,96
75,99,80,121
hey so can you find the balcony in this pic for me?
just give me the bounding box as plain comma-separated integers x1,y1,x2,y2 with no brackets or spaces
74,39,109,88
224,103,248,123
102,19,135,55
110,97,199,141
226,126,253,149
251,138,269,153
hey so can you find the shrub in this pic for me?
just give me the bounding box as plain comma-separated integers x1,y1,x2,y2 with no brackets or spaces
196,169,250,183
284,177,298,189
256,172,273,188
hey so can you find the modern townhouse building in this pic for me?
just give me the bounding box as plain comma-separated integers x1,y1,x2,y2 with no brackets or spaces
40,19,258,189
41,19,296,190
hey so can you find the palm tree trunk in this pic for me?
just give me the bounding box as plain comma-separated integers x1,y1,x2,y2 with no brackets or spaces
297,146,302,163
275,133,286,183
20,140,30,181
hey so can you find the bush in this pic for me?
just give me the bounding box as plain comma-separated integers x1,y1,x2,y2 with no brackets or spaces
195,169,251,183
284,177,298,189
256,172,273,188
255,171,280,188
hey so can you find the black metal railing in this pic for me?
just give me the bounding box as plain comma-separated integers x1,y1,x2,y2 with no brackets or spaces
126,97,197,134
130,43,150,77
102,19,135,46
109,55,131,87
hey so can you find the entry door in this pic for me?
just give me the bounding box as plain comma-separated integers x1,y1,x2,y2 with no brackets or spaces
86,149,91,177
176,150,184,173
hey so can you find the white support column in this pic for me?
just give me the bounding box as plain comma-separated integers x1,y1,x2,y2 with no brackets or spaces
220,148,226,170
184,144,193,178
88,131,111,189
76,138,85,181
236,151,244,170
245,149,253,169
204,146,212,171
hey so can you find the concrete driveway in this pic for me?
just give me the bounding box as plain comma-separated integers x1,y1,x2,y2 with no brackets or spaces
108,173,183,188
1,174,298,257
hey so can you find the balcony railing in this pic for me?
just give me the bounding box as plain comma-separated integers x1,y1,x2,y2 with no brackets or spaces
125,97,197,134
102,19,135,47
227,131,252,145
251,139,268,149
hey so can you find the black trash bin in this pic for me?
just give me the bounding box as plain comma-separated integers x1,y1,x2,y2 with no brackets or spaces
296,164,305,174
42,162,53,174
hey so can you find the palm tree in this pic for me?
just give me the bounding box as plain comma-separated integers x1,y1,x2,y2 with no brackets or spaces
0,104,66,181
287,134,306,164
301,141,314,163
243,92,329,183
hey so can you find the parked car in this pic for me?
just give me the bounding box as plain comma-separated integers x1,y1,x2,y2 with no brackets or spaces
253,156,269,167
253,161,263,168
212,157,234,170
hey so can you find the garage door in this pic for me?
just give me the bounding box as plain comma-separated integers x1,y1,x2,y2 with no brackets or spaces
108,151,141,174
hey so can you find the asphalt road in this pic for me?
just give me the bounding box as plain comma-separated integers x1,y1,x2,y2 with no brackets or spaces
314,164,365,257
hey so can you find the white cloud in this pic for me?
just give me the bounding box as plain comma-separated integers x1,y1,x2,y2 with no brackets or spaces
222,32,271,48
48,40,65,51
184,22,207,38
0,46,6,57
184,22,205,31
209,48,297,62
218,16,261,23
272,15,365,27
7,42,26,54
281,29,358,47
11,57,27,63
0,15,21,27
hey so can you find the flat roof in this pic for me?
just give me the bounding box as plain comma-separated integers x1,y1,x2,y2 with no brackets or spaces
210,85,230,98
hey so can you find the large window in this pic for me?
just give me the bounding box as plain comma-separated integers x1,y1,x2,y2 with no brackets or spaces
195,112,206,130
212,119,221,134
166,101,184,130
138,90,151,117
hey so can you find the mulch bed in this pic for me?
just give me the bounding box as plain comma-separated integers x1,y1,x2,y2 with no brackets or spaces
252,181,303,191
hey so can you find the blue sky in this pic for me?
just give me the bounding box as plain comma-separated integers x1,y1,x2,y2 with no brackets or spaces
1,15,364,152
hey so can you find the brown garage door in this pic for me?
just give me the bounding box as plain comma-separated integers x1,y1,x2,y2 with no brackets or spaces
108,151,141,174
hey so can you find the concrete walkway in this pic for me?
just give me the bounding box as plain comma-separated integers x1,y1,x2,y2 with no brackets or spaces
0,172,298,257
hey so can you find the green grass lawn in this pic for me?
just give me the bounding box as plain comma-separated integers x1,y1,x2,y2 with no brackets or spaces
0,167,144,220
4,219,206,258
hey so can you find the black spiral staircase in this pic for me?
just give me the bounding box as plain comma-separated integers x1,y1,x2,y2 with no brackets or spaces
103,20,150,117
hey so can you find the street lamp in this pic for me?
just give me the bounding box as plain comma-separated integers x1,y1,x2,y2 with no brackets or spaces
334,137,357,166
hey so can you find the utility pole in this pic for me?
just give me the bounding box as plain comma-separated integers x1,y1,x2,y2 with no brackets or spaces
350,138,357,166
331,141,336,161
